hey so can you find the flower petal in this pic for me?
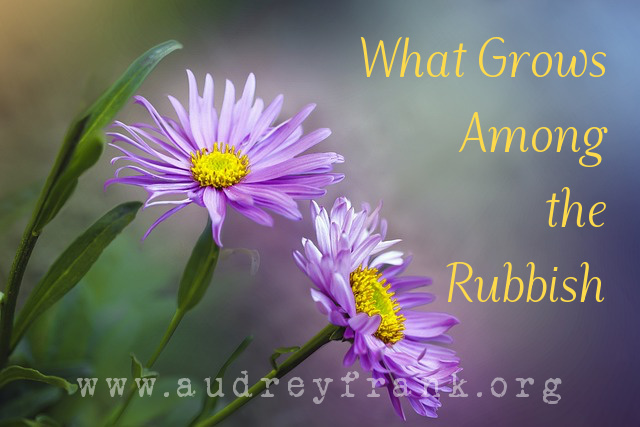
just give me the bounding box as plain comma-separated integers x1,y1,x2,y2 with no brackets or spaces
348,313,381,335
202,187,227,246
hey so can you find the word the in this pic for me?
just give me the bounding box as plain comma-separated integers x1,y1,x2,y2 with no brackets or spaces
547,187,606,228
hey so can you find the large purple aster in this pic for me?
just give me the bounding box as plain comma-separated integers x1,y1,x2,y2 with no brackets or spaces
294,197,460,419
106,70,343,245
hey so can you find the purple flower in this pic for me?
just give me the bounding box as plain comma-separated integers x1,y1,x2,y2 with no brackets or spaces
294,197,460,419
106,71,343,245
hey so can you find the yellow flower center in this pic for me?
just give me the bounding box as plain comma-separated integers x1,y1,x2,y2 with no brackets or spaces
190,143,250,188
349,266,405,345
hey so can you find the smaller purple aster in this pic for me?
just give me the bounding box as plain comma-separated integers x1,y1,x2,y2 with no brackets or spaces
106,70,343,245
294,197,460,419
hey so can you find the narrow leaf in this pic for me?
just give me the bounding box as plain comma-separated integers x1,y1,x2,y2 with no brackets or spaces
0,366,77,394
270,346,300,371
0,418,56,427
40,136,103,227
130,353,143,379
34,40,182,231
0,415,61,427
199,336,253,418
32,415,60,427
12,202,142,347
130,353,157,379
177,220,220,312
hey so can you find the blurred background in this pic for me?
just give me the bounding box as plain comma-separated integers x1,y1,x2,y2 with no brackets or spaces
0,0,638,425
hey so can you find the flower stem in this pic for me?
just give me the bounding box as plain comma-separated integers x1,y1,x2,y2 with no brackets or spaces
146,308,185,368
0,221,39,368
193,323,342,427
104,308,187,426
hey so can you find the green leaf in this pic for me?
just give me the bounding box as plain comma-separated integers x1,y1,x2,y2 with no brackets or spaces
0,365,77,394
130,353,143,379
269,346,300,371
32,416,60,427
33,40,182,231
40,136,103,227
198,336,253,419
12,202,142,348
177,220,220,312
0,415,61,427
130,353,158,379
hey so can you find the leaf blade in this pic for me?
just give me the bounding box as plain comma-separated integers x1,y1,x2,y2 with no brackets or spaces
0,365,77,394
177,220,220,312
35,40,182,230
12,202,142,347
199,336,253,418
130,353,157,379
270,346,301,371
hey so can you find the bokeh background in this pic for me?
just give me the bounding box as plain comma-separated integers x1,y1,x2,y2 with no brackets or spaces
1,0,638,426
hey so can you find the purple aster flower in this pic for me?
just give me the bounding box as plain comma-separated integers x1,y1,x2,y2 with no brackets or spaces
106,70,344,245
294,197,460,419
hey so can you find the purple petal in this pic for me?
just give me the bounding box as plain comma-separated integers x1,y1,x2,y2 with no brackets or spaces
370,250,404,268
246,152,343,183
329,310,348,326
390,276,432,292
403,312,459,340
142,203,190,240
310,288,338,316
343,346,358,366
395,292,435,309
186,69,208,150
386,386,406,421
229,73,255,146
229,201,274,227
223,185,254,205
330,273,356,316
168,94,193,142
252,128,331,169
348,313,381,335
216,79,236,143
242,94,283,152
248,104,315,164
134,96,194,155
202,187,227,246
200,73,217,149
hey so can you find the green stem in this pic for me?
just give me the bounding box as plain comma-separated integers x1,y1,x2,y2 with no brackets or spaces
105,308,186,426
105,385,137,426
0,222,39,368
146,309,185,368
194,324,342,427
